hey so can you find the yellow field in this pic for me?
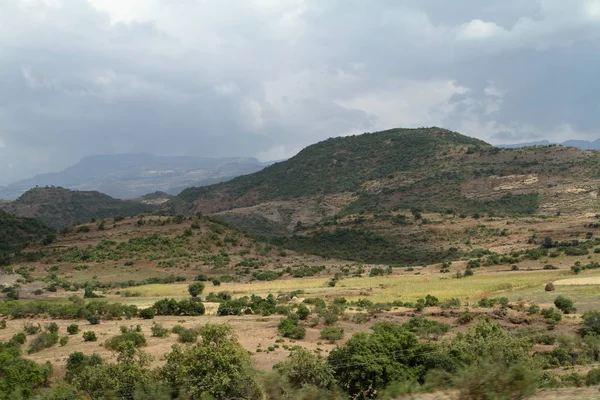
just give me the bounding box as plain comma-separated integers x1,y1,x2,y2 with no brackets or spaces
111,268,600,307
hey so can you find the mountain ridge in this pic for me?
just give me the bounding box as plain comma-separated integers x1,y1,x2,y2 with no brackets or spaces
0,153,269,200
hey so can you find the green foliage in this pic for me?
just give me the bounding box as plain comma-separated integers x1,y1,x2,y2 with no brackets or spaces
0,210,55,266
152,298,205,316
296,304,311,320
150,323,169,338
139,307,155,319
67,324,79,335
554,295,577,314
23,322,41,335
177,328,198,343
188,281,205,298
457,358,539,400
274,348,336,390
581,311,600,336
45,322,59,333
27,331,58,354
586,368,600,386
320,326,344,341
328,322,437,399
541,307,563,324
83,331,97,342
161,323,262,399
404,316,450,340
69,342,156,399
0,340,52,398
59,336,69,346
278,317,307,339
104,331,146,350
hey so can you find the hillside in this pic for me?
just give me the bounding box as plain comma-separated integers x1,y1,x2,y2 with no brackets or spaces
164,127,600,264
0,153,267,200
1,187,156,229
0,211,54,266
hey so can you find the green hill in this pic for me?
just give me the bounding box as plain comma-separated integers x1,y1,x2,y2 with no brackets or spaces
164,127,600,264
0,211,55,265
3,187,156,229
166,127,491,214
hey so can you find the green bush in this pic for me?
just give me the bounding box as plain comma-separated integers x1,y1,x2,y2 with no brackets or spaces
188,282,205,298
0,320,5,329
60,336,69,346
105,332,146,350
83,331,97,342
278,318,306,339
27,331,59,354
296,304,310,320
177,328,198,343
151,323,169,337
139,308,155,319
320,326,344,341
586,368,600,386
581,311,600,336
45,322,59,333
67,324,79,335
274,348,336,389
23,323,41,335
541,307,563,324
554,296,576,314
87,314,100,325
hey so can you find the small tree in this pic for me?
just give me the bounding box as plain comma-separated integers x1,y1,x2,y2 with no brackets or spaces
83,331,97,342
188,282,205,298
554,296,576,314
67,324,79,335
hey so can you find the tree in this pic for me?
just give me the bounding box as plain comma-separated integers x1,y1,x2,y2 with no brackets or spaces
274,348,336,389
188,282,205,298
554,296,576,314
581,311,600,336
162,323,262,399
328,322,435,399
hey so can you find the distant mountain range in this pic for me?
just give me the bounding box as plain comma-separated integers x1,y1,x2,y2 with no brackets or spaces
499,139,600,150
0,153,271,200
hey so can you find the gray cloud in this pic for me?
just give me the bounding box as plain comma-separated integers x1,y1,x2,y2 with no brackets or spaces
1,0,599,184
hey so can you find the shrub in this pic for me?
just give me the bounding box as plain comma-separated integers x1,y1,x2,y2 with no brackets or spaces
27,331,59,354
139,308,155,319
11,332,26,345
322,312,339,326
586,368,600,386
541,308,562,324
67,324,79,335
46,322,59,333
162,323,262,399
404,316,450,339
278,318,306,339
87,315,100,325
274,348,336,389
83,331,97,342
177,328,198,343
296,304,310,320
188,282,205,298
352,313,370,324
23,323,41,335
60,336,69,346
457,359,538,400
457,309,474,325
581,311,600,336
105,332,146,350
151,323,169,338
320,326,344,341
0,320,5,329
554,296,577,314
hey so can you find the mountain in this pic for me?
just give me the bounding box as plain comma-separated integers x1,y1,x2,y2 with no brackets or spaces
1,187,156,229
0,153,268,200
0,210,55,265
499,138,600,150
163,127,600,265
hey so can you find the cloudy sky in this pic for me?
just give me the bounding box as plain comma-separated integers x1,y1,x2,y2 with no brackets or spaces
1,0,600,184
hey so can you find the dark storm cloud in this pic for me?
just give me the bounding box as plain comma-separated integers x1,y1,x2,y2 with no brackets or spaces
1,0,599,184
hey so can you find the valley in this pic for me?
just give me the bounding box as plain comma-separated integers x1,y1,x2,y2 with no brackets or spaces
2,128,600,399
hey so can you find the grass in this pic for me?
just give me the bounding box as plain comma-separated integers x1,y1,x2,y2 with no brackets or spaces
117,269,595,305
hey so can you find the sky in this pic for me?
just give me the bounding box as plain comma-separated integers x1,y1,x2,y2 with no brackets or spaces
1,0,600,185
